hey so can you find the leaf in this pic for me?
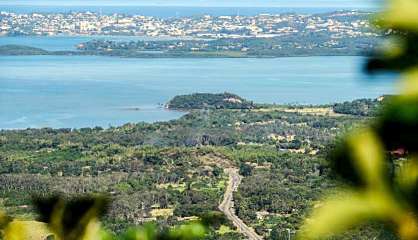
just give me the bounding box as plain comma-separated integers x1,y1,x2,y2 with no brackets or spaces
3,220,52,240
367,33,418,73
399,68,418,96
119,224,157,240
347,129,387,189
382,0,418,31
329,129,389,188
298,190,400,239
0,211,12,230
33,195,109,240
374,94,418,153
167,223,206,240
395,155,418,212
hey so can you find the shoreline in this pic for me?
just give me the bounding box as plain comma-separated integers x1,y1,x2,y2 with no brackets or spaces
0,97,380,131
0,44,366,59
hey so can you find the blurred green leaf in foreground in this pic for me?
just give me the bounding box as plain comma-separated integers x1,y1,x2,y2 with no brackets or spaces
0,195,208,240
299,0,418,239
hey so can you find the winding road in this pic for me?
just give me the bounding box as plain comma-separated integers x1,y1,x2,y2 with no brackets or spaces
219,168,263,240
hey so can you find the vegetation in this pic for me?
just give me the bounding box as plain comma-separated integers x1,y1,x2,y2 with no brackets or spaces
166,93,255,110
76,34,379,58
332,98,385,116
1,0,413,238
0,94,386,239
0,45,48,55
0,29,379,58
299,0,418,239
3,1,414,239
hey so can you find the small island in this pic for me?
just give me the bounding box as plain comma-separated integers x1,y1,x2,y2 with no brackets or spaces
166,92,255,110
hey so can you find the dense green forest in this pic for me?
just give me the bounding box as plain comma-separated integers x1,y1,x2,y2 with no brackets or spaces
332,97,388,116
0,95,391,239
166,93,255,110
0,31,378,58
76,35,378,58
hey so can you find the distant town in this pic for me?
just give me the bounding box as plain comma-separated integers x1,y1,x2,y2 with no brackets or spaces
0,10,380,39
0,10,385,58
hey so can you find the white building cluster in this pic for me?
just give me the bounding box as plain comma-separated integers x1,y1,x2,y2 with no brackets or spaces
0,10,378,39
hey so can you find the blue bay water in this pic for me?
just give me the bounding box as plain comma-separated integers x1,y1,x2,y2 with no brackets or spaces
0,53,395,129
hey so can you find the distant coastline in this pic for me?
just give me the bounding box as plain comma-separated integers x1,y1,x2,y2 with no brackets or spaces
0,10,380,58
0,44,368,58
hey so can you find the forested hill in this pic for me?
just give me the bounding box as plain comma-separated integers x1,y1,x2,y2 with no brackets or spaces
0,45,48,55
166,93,255,110
332,96,388,116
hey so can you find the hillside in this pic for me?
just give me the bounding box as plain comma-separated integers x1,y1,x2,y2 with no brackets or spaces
0,96,392,239
332,96,392,116
166,93,255,110
0,45,49,55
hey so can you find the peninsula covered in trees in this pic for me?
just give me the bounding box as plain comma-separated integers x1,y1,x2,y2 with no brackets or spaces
166,93,255,110
0,32,379,58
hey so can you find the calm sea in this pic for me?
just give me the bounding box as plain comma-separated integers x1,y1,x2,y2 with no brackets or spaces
0,46,395,129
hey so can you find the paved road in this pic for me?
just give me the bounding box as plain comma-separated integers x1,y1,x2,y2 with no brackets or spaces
219,168,263,240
